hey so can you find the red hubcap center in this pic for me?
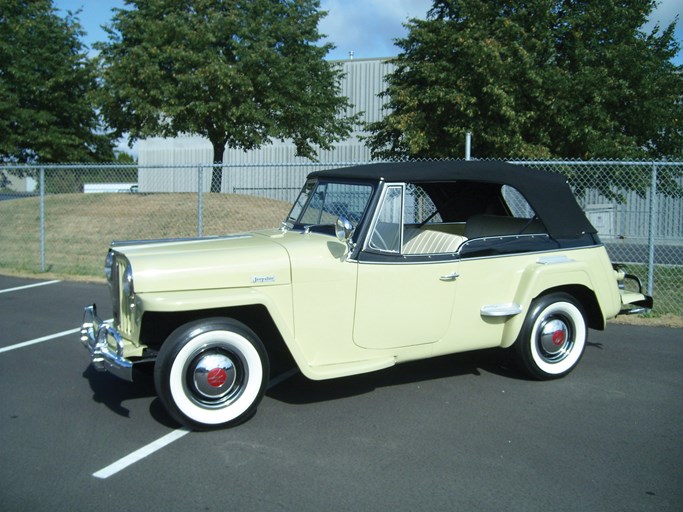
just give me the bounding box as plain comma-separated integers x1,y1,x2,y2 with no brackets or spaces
552,330,566,346
207,368,228,387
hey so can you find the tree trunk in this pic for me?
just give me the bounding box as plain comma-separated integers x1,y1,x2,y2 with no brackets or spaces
210,139,226,193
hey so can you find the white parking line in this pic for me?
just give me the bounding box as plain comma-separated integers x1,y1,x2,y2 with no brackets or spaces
0,318,114,355
92,367,300,479
0,279,61,294
0,327,80,354
93,428,192,479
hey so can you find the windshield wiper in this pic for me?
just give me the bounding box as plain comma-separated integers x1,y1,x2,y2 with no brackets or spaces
302,223,335,234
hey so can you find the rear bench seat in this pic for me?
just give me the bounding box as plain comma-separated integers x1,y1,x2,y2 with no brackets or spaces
464,214,546,239
399,216,545,255
403,226,467,254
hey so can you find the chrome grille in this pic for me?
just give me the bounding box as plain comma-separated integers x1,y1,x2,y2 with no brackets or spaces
111,255,135,338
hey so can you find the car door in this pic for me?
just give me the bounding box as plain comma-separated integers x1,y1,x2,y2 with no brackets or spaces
352,184,460,350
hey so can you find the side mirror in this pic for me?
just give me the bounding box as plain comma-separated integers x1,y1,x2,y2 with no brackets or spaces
335,216,355,243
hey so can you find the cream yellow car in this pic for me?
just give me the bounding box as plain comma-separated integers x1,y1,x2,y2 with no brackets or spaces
81,161,652,429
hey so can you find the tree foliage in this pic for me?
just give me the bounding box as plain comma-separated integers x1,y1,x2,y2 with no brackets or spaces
367,0,683,161
97,0,357,192
0,0,115,163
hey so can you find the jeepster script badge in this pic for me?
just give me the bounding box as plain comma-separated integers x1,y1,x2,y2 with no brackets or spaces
252,276,276,284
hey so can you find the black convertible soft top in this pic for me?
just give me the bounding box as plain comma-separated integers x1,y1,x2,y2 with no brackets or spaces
309,161,596,240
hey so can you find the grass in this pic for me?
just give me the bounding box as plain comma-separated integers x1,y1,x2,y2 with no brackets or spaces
0,192,290,278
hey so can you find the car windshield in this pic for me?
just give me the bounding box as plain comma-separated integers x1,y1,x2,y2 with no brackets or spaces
285,180,374,231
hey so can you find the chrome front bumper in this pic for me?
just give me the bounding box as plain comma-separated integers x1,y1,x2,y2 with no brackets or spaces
81,304,134,382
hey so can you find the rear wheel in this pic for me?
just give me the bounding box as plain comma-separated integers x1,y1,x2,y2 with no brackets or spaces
514,293,587,380
154,318,269,430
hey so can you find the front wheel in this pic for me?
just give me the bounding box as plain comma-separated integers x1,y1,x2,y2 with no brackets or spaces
514,293,587,380
154,318,269,430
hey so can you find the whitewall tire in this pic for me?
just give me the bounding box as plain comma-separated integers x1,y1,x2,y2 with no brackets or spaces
154,318,269,430
514,293,587,380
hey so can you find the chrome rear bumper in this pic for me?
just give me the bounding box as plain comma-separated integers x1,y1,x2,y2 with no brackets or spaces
619,293,654,315
615,268,654,315
80,304,134,382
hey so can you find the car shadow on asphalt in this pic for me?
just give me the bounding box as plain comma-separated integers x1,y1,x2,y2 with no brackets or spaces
82,344,590,426
267,348,522,405
81,365,179,428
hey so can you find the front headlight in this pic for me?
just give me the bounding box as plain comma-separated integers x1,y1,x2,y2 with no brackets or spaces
122,263,135,300
104,250,114,282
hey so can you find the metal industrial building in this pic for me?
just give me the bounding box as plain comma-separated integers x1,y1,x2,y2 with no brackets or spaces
137,58,394,195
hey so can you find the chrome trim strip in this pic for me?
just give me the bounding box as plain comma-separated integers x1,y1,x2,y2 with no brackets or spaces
356,246,595,266
357,257,459,266
111,234,252,247
537,255,575,265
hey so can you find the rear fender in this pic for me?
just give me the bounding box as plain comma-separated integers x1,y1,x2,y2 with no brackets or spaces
500,261,599,348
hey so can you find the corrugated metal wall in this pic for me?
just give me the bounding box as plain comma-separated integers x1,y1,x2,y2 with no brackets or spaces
583,180,683,240
138,58,395,194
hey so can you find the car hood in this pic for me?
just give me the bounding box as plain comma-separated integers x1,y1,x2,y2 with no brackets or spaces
112,230,292,293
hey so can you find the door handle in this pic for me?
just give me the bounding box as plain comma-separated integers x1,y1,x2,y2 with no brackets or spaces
439,272,459,281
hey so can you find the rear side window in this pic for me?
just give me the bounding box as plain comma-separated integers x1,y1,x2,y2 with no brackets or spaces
404,184,443,225
502,185,536,218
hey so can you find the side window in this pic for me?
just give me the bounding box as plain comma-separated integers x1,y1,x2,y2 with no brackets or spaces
402,184,465,256
368,185,403,253
502,185,536,219
404,184,442,225
365,183,466,257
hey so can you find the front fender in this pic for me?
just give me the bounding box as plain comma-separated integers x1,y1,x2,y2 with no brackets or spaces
138,285,311,367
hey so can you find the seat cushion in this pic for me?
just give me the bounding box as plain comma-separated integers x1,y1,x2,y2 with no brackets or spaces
403,227,467,254
465,214,546,238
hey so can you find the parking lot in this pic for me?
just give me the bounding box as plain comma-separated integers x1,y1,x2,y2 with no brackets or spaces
0,275,681,511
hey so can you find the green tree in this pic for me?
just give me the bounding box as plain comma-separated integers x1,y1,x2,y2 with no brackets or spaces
367,0,683,161
0,0,115,163
97,0,356,192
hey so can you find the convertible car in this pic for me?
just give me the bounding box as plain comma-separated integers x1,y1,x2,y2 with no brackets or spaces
82,161,652,429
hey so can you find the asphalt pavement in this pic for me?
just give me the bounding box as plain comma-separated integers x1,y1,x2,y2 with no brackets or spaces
0,275,681,512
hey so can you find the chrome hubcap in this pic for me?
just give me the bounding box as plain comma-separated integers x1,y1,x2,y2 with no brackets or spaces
187,350,242,405
538,317,573,363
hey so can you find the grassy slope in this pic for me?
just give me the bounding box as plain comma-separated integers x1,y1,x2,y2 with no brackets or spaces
0,193,290,278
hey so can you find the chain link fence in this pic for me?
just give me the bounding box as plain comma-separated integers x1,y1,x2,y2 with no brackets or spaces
1,160,681,316
518,160,682,318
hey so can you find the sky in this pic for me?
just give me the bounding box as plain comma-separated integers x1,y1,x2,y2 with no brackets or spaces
53,0,683,64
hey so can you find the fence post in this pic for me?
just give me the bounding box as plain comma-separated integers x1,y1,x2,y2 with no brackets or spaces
197,165,204,238
39,167,45,272
646,163,658,297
